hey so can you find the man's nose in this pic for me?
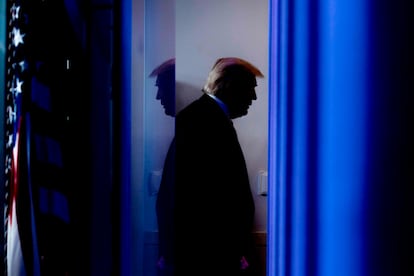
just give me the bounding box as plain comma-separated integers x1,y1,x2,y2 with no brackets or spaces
252,90,257,100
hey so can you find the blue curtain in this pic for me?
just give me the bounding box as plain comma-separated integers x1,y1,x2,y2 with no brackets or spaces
268,0,414,275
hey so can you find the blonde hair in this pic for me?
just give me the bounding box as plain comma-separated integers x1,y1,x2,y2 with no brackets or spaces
203,57,264,95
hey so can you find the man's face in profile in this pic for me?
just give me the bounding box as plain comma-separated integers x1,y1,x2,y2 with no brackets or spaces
226,73,258,119
155,71,175,117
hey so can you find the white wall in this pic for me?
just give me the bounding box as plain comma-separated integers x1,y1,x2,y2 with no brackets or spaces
176,0,269,231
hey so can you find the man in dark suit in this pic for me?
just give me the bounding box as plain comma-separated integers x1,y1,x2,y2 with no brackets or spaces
175,57,264,275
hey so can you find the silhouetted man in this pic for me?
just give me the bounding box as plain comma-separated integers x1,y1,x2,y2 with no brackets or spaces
174,57,264,275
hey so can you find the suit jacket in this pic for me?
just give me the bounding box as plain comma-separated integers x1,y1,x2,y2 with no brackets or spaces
174,93,256,275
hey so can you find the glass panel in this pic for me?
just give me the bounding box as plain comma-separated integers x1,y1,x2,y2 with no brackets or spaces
143,0,176,272
131,1,175,275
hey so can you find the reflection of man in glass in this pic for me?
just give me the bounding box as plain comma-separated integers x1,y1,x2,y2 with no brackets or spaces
149,58,175,276
150,58,175,117
175,57,264,275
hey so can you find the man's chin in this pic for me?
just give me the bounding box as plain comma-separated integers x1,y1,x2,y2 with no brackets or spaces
165,109,176,117
230,110,249,119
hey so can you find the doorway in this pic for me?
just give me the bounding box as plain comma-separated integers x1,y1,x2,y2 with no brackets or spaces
130,1,269,275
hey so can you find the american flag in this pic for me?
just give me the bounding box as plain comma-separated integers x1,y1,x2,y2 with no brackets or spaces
4,0,77,274
4,1,40,275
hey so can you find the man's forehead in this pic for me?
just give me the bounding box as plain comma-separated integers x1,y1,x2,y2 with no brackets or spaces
253,77,257,86
241,73,257,87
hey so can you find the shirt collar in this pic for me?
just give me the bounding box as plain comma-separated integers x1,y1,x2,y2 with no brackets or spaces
205,93,230,117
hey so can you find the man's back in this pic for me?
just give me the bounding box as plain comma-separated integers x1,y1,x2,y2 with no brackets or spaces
174,93,256,274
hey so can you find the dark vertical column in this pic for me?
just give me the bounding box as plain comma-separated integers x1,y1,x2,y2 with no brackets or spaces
87,3,114,276
112,0,132,275
366,1,414,275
